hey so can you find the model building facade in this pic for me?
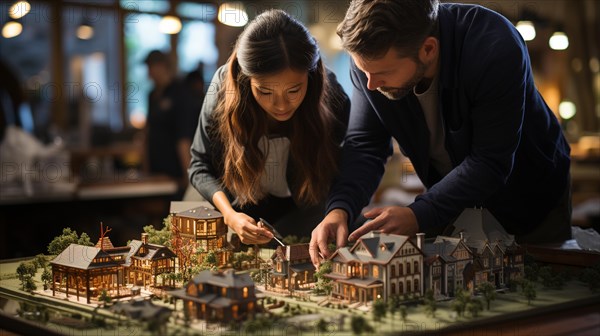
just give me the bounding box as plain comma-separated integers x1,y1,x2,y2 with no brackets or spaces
326,232,425,303
125,233,177,287
170,205,231,266
422,236,474,297
270,244,315,290
170,269,257,321
447,208,525,289
50,233,176,303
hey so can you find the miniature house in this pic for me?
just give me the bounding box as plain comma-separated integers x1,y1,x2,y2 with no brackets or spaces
170,203,231,266
50,233,176,303
51,244,126,303
448,208,525,289
124,233,177,288
270,244,315,290
326,231,424,304
422,235,474,297
170,269,257,321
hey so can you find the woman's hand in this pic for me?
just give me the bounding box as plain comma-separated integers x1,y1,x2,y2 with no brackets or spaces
225,211,273,245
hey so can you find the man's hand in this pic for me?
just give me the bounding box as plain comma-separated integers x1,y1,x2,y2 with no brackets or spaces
348,206,418,242
225,211,273,245
310,209,349,268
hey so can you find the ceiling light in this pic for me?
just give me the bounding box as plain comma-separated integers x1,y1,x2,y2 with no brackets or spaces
2,21,22,38
515,21,536,41
159,15,182,34
77,24,94,40
558,101,576,120
218,2,248,27
549,31,569,50
9,1,30,19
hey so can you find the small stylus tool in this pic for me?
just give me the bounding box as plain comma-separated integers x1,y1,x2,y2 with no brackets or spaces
259,218,285,246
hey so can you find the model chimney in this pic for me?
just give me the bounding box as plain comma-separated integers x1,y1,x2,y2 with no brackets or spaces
141,233,148,245
416,232,425,249
459,232,465,241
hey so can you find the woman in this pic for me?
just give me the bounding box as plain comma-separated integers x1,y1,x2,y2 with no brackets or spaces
189,9,350,245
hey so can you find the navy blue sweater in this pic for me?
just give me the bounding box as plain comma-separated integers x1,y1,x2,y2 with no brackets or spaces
326,3,570,236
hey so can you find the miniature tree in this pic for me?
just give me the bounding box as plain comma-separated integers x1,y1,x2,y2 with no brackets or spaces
203,251,217,267
41,267,52,290
283,235,299,245
32,254,47,269
521,279,537,305
16,262,37,292
313,260,333,295
538,265,566,290
47,228,93,255
579,265,600,293
231,251,254,269
451,287,469,317
476,282,497,310
170,220,199,281
98,289,112,307
372,299,387,321
423,289,437,317
399,305,408,323
466,298,483,317
22,276,37,293
143,215,172,246
387,295,400,317
316,318,329,332
350,315,374,335
78,232,93,246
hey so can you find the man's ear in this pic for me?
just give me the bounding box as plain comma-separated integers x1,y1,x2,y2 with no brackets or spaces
419,36,439,63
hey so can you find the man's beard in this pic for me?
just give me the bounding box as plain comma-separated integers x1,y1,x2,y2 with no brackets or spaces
377,60,427,101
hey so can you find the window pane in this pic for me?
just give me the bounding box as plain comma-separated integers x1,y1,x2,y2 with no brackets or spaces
124,13,169,127
178,20,217,78
0,0,52,139
177,2,217,21
62,5,122,140
120,0,169,14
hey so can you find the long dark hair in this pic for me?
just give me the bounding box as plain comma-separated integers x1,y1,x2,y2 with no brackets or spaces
217,9,343,206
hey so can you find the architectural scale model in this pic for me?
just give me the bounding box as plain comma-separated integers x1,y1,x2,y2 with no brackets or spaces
19,205,553,335
324,207,525,305
169,202,232,267
270,244,315,290
50,225,176,303
170,269,258,321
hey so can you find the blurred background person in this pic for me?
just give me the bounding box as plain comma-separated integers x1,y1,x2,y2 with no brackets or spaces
144,50,199,199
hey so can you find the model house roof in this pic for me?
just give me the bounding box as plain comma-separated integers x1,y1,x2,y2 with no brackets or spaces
331,232,415,265
121,240,176,266
176,206,223,220
190,269,254,288
271,244,310,262
51,244,117,270
422,236,477,264
95,236,115,250
169,201,211,214
449,208,515,246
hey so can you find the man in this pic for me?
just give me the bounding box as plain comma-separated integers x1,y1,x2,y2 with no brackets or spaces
144,50,198,198
310,0,571,266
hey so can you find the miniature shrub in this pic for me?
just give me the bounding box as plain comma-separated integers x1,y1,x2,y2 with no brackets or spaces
316,318,329,332
507,279,520,292
351,315,374,334
580,266,600,292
